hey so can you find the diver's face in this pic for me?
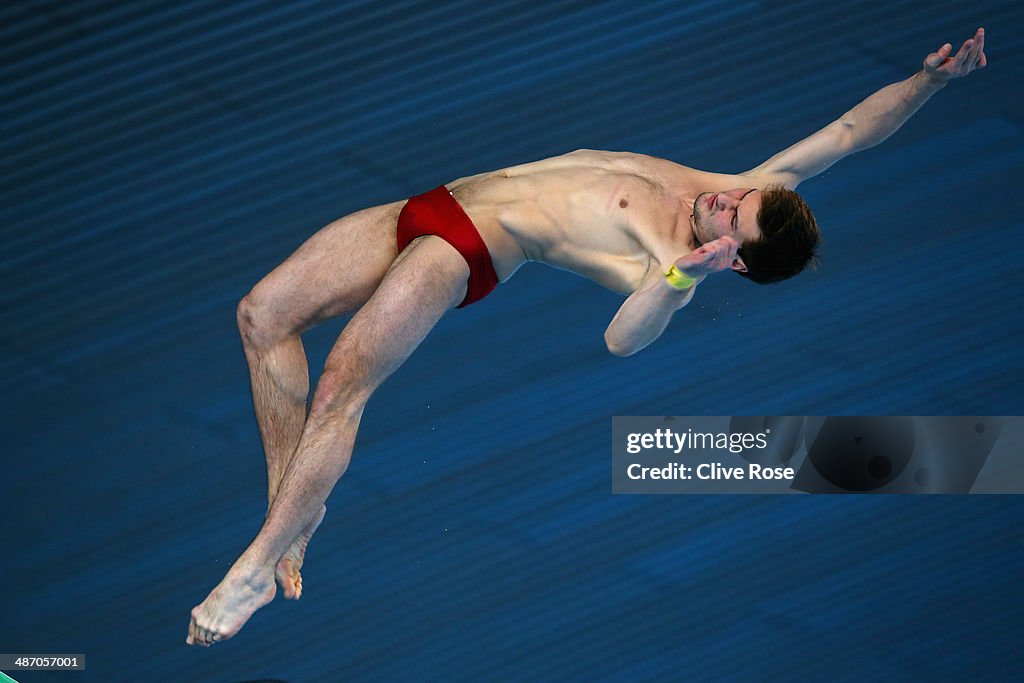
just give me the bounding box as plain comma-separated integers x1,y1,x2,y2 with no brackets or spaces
693,188,762,247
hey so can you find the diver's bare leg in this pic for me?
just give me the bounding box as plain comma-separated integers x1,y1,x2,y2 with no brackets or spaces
236,201,403,598
187,236,469,646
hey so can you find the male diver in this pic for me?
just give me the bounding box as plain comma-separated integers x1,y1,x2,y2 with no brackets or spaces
187,28,987,645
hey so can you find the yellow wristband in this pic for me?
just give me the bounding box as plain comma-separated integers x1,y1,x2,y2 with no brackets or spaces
664,264,697,290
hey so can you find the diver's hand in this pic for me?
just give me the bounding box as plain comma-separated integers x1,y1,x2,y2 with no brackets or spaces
922,27,987,84
673,236,740,280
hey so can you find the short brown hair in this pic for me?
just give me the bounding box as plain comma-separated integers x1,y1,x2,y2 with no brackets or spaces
737,184,821,284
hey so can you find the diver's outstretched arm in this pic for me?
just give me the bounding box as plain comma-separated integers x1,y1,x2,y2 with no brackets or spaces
745,27,988,189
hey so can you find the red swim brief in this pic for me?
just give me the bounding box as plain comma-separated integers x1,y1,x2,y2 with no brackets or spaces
396,185,499,308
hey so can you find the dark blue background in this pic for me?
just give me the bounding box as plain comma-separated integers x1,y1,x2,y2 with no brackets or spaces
2,1,1022,680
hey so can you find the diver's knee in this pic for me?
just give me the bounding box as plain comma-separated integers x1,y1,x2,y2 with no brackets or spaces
237,287,293,352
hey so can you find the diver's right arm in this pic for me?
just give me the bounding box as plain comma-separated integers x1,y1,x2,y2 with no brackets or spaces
743,28,987,189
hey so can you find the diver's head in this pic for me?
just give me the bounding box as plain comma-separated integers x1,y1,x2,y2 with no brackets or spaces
692,184,821,283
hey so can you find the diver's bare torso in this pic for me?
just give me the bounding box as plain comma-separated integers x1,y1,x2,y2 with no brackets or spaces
445,149,765,295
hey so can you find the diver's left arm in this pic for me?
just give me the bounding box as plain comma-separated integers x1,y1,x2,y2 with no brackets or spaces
746,27,988,188
604,237,739,357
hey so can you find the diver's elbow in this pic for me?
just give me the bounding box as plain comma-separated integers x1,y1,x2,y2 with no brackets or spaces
605,336,637,357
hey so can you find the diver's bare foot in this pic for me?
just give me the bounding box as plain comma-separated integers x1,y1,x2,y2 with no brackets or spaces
186,568,276,647
276,504,326,600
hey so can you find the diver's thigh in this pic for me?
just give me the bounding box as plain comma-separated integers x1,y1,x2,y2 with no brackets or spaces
247,200,406,334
